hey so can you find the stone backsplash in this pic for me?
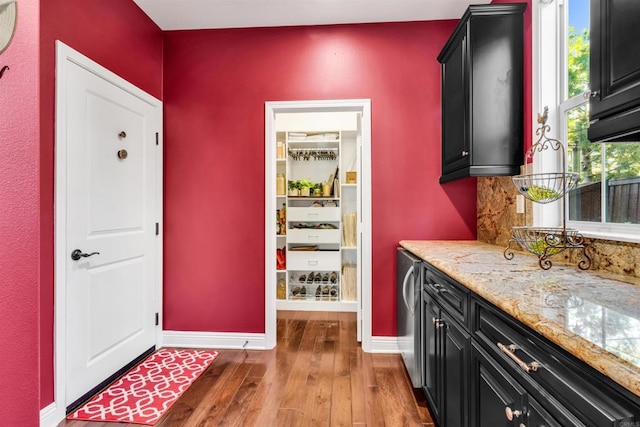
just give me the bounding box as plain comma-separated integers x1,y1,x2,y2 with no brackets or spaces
477,176,640,278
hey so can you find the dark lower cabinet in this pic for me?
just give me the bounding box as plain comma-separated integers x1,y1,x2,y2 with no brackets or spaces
422,290,441,422
418,259,640,427
474,298,637,427
422,267,470,427
441,309,469,427
471,342,527,427
471,340,565,427
527,398,564,427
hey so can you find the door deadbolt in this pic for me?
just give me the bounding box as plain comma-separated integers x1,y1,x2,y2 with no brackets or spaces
117,149,128,160
118,131,127,139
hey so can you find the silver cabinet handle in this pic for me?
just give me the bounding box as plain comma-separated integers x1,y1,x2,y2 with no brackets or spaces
498,343,540,372
401,267,414,315
505,406,522,421
461,150,469,156
584,90,600,99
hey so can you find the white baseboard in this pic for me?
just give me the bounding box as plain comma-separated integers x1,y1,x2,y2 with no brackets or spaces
369,336,400,353
40,401,64,427
163,330,397,353
162,330,267,350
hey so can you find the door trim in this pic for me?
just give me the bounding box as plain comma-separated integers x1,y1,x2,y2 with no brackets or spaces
264,99,373,351
51,41,163,425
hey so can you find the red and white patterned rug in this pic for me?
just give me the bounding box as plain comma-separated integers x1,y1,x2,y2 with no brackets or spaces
67,348,219,425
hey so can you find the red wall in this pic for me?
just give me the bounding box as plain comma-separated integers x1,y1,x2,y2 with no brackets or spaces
39,0,163,408
0,1,40,424
162,22,478,337
27,0,531,414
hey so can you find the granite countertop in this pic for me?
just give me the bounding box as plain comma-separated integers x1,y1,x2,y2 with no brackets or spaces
400,239,640,398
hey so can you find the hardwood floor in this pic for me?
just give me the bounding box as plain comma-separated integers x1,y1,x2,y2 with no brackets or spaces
61,310,435,426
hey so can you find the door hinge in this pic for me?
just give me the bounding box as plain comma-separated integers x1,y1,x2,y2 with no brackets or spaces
155,132,159,146
155,222,159,235
155,312,159,326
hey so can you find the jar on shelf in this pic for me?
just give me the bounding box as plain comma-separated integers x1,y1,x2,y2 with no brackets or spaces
276,141,285,159
277,278,286,300
276,173,285,195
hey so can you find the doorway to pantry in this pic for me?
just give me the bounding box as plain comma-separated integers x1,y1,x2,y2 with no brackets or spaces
265,100,372,351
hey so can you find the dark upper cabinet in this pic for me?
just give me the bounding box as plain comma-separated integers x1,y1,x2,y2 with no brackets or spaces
588,0,640,142
438,4,525,183
441,34,469,177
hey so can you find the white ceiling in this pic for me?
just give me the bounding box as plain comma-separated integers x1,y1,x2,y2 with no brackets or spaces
133,0,491,31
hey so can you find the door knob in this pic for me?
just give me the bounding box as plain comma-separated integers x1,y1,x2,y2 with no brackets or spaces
505,406,522,421
71,249,100,261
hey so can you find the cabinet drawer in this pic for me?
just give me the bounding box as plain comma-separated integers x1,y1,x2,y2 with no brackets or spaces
288,207,340,222
287,250,340,271
423,264,469,327
287,228,340,244
473,300,635,427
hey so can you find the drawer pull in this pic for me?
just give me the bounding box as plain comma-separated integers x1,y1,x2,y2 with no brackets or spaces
504,406,522,421
307,213,319,217
431,283,450,294
498,343,540,373
308,260,318,266
432,318,446,329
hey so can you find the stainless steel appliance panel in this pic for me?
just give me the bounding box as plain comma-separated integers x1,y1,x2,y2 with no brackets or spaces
397,248,423,388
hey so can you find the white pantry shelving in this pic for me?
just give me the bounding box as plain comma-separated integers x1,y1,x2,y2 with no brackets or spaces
275,130,359,311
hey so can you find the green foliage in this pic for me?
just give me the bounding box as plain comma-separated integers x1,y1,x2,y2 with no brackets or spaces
567,27,590,98
606,143,640,180
297,179,314,189
566,27,598,182
288,180,300,190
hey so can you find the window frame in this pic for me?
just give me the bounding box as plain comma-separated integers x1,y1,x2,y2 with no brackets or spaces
533,0,640,243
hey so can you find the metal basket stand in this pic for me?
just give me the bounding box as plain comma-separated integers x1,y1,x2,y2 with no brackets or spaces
504,107,592,270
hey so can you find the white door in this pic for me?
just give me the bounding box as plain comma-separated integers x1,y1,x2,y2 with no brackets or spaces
62,55,160,405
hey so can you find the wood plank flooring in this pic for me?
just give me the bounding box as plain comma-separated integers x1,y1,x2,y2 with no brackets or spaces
61,310,435,426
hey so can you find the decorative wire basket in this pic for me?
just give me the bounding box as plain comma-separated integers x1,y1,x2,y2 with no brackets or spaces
505,226,590,270
512,172,579,204
504,107,591,270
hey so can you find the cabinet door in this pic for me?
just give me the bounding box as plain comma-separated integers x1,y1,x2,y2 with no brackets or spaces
441,30,469,175
471,342,526,427
422,290,441,423
527,397,564,427
589,0,640,141
441,309,470,427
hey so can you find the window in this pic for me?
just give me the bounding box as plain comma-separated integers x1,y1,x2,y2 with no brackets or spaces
537,0,640,241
